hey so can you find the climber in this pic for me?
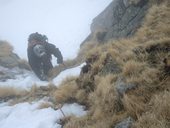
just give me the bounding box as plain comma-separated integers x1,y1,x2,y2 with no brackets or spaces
27,32,63,81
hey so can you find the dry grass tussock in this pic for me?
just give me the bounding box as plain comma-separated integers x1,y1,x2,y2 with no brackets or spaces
122,60,146,78
54,2,170,127
88,75,120,119
0,40,13,57
133,91,170,128
53,77,79,104
135,3,170,43
38,101,54,109
5,83,58,106
0,86,27,98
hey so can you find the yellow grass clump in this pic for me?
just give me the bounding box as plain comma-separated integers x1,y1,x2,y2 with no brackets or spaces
89,75,119,119
0,41,13,57
38,102,54,109
53,77,78,104
133,91,170,128
55,1,170,127
0,86,27,98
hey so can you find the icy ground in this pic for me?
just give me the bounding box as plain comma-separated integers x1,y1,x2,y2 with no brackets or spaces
0,63,86,128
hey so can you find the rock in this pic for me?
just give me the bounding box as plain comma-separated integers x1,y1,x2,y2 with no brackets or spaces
82,0,149,45
100,61,121,75
0,53,30,70
115,117,134,128
0,41,30,70
0,53,20,68
0,66,16,81
115,77,137,97
0,41,19,68
0,66,30,82
123,0,130,7
100,54,121,75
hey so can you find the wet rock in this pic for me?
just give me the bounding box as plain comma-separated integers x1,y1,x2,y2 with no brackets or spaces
115,77,137,97
115,117,134,128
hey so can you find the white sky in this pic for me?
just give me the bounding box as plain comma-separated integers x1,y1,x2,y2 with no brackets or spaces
0,0,112,60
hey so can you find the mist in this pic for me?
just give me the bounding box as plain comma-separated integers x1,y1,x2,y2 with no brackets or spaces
0,0,112,61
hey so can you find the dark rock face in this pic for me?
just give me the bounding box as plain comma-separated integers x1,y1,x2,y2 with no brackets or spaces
82,0,149,45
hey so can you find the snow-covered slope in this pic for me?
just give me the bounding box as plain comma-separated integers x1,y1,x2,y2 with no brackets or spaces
0,101,86,128
0,63,86,128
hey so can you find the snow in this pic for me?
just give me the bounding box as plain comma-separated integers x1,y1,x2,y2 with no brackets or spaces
0,101,86,128
0,63,84,90
53,63,85,86
0,63,86,127
0,66,48,90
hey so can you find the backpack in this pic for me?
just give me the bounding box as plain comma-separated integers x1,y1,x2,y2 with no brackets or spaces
28,32,48,58
28,32,48,43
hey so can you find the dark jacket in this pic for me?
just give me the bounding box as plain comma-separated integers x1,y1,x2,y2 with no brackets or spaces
27,41,63,81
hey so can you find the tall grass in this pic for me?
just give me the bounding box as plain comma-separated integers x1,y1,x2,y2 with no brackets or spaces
51,1,170,127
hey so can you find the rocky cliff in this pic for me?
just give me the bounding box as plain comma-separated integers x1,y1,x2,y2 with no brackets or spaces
82,0,149,45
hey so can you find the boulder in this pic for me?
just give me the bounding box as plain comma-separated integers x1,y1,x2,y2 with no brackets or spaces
115,117,134,128
0,41,30,69
115,77,137,98
0,53,20,68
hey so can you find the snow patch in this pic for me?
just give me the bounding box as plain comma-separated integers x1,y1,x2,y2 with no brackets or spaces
53,63,85,86
0,63,85,90
0,101,86,128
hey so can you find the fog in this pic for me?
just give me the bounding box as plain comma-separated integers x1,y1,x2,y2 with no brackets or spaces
0,0,112,60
